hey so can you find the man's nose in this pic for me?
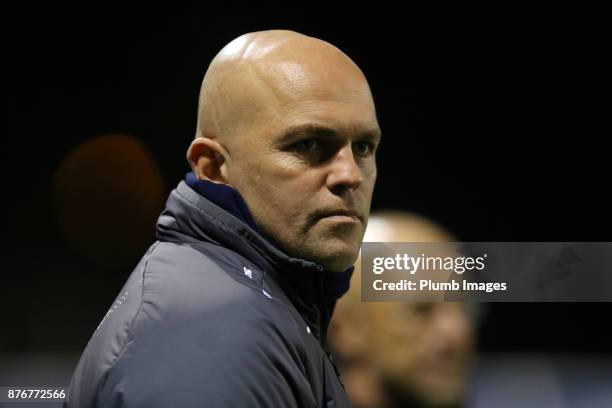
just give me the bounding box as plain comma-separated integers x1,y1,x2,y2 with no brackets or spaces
326,145,363,193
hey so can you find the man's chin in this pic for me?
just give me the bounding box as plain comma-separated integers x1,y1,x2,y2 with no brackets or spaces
309,239,360,272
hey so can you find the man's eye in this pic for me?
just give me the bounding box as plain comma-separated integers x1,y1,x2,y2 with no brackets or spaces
294,138,318,151
353,141,373,156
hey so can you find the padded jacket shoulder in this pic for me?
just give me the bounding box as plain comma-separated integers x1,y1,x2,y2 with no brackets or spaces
65,181,352,408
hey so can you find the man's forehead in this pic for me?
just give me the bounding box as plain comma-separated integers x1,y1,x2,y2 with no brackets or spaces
247,53,371,106
246,62,379,141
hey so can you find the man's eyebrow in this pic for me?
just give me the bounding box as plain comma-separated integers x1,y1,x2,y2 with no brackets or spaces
278,124,338,143
277,123,381,144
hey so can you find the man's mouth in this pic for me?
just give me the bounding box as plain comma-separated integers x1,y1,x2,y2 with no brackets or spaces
318,209,361,223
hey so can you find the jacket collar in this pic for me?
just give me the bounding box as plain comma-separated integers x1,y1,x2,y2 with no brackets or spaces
184,172,258,230
156,176,354,343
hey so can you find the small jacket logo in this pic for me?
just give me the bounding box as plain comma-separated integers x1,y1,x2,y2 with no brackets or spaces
95,291,128,332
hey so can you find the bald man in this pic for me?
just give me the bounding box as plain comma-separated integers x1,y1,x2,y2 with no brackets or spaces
65,30,380,407
329,212,475,408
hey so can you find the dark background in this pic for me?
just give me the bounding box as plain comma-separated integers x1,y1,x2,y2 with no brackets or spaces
3,6,611,356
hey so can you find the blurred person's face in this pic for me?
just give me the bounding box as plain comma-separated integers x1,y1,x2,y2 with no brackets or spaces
221,52,381,271
367,301,474,406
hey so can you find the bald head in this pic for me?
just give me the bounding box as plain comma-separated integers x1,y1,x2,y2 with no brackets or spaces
195,30,373,146
188,30,380,272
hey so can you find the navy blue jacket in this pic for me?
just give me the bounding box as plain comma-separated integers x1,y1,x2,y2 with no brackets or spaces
65,179,354,407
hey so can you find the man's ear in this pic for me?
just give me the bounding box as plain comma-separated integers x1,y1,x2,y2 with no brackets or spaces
187,137,229,183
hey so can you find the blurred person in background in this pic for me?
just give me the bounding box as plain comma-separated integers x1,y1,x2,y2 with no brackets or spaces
329,211,476,408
